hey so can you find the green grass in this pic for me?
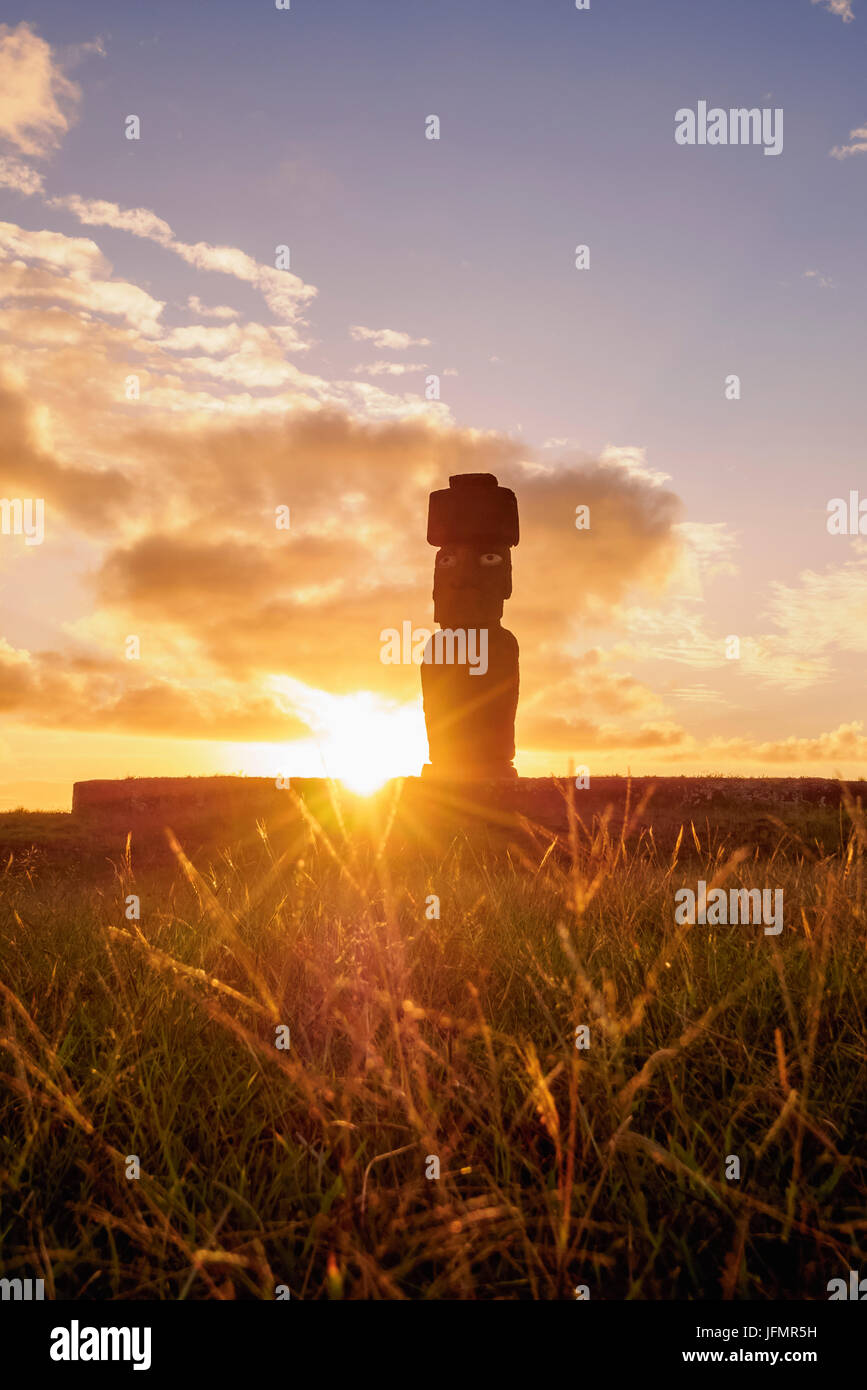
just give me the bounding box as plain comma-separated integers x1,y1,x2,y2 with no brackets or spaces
1,786,865,1300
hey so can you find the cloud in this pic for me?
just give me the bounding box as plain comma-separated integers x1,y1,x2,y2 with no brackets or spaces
672,521,739,585
0,641,308,740
617,545,867,694
764,548,867,657
508,453,683,649
350,325,431,350
518,714,686,753
58,36,107,70
0,221,166,333
0,377,131,529
0,23,80,158
9,173,859,770
803,269,835,288
170,239,315,335
696,721,867,766
668,684,725,705
100,429,681,700
598,444,671,488
351,360,427,377
0,153,43,195
0,350,687,747
12,88,846,772
619,600,834,692
517,657,664,750
0,219,107,277
159,324,246,354
49,193,174,243
812,0,855,21
0,256,447,445
830,123,867,159
187,295,240,320
166,329,334,390
518,709,867,770
43,194,317,339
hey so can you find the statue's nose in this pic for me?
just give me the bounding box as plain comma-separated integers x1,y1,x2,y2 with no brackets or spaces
452,556,481,585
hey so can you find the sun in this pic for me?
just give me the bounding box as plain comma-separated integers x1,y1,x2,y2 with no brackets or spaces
305,688,428,794
228,678,430,794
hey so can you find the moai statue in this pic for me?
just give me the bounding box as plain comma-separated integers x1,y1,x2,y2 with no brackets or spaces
421,473,520,780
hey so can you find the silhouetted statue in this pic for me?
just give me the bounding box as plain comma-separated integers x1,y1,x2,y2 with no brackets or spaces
421,473,520,780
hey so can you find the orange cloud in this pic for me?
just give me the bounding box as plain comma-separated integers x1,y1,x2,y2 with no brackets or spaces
0,642,308,740
0,23,80,158
0,357,686,745
0,378,130,529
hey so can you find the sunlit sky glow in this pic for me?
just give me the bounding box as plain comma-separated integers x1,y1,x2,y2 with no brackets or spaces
1,0,866,808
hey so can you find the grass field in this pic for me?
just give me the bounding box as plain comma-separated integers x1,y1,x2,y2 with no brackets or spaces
0,780,865,1300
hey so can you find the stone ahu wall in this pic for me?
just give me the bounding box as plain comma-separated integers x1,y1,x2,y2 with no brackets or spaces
71,774,864,833
71,776,330,828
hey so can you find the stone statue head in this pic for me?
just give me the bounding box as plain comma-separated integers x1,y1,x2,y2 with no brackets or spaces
427,473,519,628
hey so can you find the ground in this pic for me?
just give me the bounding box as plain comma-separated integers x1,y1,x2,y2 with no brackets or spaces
0,777,864,1299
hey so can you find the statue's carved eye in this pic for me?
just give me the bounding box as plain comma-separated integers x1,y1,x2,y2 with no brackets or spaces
479,552,503,566
437,552,458,568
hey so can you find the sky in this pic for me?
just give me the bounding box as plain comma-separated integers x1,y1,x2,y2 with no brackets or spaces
1,0,866,808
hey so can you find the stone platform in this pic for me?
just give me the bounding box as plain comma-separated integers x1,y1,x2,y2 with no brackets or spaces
70,773,862,849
